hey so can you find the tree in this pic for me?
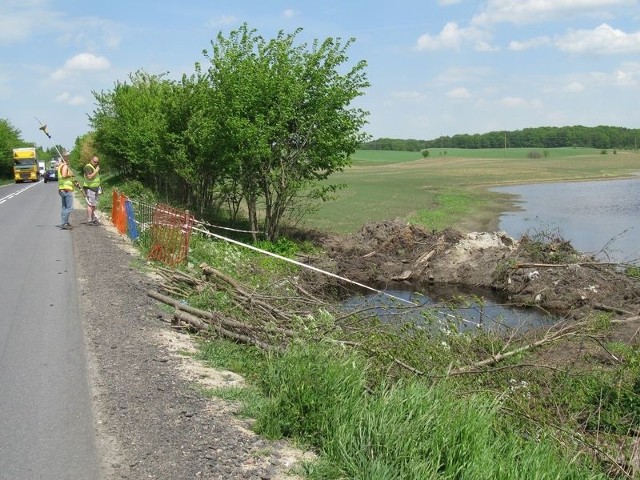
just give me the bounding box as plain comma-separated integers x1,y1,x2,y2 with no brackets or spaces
200,24,370,240
89,25,369,240
0,119,24,178
91,72,171,186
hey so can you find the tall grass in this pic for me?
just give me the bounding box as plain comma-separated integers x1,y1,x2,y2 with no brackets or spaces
246,343,604,479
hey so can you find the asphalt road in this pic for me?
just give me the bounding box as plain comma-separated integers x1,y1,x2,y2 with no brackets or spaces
0,181,102,479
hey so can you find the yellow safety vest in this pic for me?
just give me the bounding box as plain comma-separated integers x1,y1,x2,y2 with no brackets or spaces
83,163,101,188
58,164,74,190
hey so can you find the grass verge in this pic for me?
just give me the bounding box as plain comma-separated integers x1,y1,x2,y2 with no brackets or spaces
197,339,607,479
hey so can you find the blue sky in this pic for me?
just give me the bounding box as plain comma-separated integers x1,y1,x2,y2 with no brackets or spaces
2,0,639,150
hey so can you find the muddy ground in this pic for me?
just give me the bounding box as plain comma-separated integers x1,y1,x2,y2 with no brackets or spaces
302,220,640,365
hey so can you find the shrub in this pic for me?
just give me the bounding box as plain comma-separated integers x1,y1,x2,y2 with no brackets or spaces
626,266,640,279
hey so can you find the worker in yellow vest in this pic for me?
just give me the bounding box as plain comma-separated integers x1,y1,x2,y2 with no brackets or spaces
57,151,75,230
83,155,101,226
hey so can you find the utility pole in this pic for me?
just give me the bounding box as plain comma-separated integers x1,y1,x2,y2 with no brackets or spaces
504,132,507,158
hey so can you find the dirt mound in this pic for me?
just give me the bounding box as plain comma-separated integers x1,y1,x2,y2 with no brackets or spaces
316,220,640,320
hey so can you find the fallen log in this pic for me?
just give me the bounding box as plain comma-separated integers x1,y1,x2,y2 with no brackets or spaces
514,263,571,269
148,289,187,309
199,263,295,322
415,249,435,266
157,266,204,287
514,261,619,269
449,323,579,374
147,289,297,338
391,270,412,281
173,309,209,331
174,310,282,352
293,283,326,305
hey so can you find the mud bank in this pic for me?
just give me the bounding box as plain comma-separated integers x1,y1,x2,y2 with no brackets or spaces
309,220,640,320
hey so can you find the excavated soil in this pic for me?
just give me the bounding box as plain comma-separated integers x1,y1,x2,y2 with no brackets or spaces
311,219,640,317
303,220,640,367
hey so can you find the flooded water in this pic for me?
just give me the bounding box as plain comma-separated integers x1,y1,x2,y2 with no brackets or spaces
492,176,640,264
345,176,639,330
343,284,556,334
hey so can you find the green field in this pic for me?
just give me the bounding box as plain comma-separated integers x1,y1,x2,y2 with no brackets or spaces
424,146,602,159
303,148,640,234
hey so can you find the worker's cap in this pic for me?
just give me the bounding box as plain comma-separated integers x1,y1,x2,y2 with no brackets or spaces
62,151,70,157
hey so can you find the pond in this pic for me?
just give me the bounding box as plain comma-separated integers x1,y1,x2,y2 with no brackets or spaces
343,283,557,334
492,176,640,264
345,176,639,330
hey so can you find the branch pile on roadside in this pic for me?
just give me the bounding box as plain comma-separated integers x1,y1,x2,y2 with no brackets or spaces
148,262,331,352
145,261,640,383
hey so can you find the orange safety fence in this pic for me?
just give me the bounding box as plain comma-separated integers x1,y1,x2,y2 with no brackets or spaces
111,189,128,235
146,204,194,266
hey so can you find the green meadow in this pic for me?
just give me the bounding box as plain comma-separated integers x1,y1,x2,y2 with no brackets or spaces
304,148,640,234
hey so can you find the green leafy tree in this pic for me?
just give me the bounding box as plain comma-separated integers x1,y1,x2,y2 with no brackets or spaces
91,70,225,210
91,71,174,195
90,25,369,240
200,24,370,240
0,119,24,178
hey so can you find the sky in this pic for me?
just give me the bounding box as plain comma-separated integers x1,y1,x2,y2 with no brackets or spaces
2,0,640,151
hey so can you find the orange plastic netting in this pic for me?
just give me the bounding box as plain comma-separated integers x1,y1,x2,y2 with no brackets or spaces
111,190,127,234
146,204,194,266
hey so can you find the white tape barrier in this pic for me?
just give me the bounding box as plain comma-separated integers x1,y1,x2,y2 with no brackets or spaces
191,225,415,305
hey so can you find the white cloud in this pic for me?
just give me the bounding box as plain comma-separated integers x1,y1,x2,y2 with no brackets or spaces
415,22,494,51
589,62,640,86
545,62,640,94
472,0,634,25
206,15,237,28
566,81,585,92
56,91,87,106
556,23,640,54
0,1,65,46
500,96,542,108
416,22,463,50
282,9,296,19
50,53,111,80
56,18,123,51
391,90,427,102
509,36,551,51
0,2,122,51
438,0,462,5
447,87,472,99
64,53,111,70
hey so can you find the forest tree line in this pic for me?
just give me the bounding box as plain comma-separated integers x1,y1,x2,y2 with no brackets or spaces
362,125,640,151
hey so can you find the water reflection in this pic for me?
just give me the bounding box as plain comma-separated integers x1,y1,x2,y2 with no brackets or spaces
343,284,557,334
493,177,640,264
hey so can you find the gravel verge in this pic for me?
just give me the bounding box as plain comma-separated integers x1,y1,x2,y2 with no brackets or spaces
70,207,309,479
